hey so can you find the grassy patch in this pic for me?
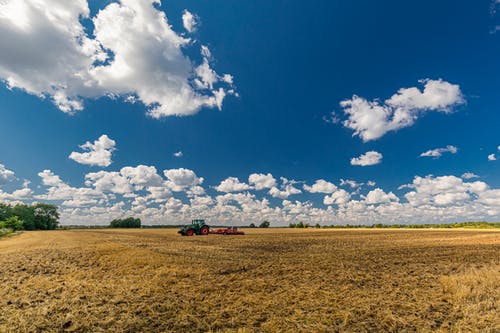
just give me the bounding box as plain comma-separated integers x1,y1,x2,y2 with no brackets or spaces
0,228,12,238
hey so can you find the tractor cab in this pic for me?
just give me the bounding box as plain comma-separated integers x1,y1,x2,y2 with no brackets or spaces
191,219,205,227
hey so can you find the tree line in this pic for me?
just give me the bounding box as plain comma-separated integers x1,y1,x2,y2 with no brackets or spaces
248,221,271,228
289,221,500,229
0,202,59,233
109,217,141,228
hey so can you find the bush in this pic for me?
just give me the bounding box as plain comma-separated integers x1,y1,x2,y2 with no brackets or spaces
0,228,12,237
2,216,24,231
110,217,141,228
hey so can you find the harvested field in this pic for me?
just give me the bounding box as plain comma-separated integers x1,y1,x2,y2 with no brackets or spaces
0,229,499,332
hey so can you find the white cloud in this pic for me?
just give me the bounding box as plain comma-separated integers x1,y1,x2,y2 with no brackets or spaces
351,151,383,166
214,177,252,193
340,79,464,141
182,9,198,33
461,172,479,180
8,168,500,226
340,179,363,189
222,74,234,85
186,185,205,197
304,179,337,193
323,189,351,205
487,146,500,161
194,54,218,90
38,169,103,206
82,165,171,204
146,185,172,202
84,171,132,194
163,168,203,192
120,165,163,189
268,178,302,199
164,197,184,213
174,151,183,158
69,134,116,167
363,188,399,204
248,173,276,190
0,186,33,201
39,170,65,187
0,0,233,117
0,164,15,185
420,145,458,158
403,175,488,207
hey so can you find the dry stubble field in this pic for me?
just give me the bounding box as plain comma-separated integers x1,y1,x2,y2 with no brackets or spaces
0,228,499,332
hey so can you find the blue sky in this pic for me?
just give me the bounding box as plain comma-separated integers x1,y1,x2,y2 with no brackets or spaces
0,0,499,225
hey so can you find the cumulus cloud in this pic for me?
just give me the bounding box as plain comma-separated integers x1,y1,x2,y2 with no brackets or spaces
304,179,338,193
487,146,500,161
0,164,15,185
323,189,351,205
340,179,363,189
173,151,183,158
163,168,203,192
402,175,488,207
248,173,277,190
339,79,464,141
0,0,234,117
69,135,116,167
420,145,458,158
83,165,170,204
351,151,383,166
268,177,302,199
182,10,198,33
85,171,132,195
363,188,399,204
9,167,500,226
214,177,252,193
461,172,479,180
38,169,103,207
120,165,163,189
0,179,33,201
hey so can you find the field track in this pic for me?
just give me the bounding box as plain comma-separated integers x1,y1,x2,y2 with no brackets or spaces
0,229,499,332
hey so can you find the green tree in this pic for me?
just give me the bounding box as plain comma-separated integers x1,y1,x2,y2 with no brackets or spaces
249,223,256,228
11,204,35,230
0,203,12,221
3,216,24,231
110,217,141,228
33,203,59,230
259,220,270,228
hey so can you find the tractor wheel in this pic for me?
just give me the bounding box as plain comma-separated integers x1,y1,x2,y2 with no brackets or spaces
186,229,194,236
201,226,209,235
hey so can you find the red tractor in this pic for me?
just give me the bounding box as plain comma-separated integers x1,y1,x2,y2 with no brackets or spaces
209,227,245,235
